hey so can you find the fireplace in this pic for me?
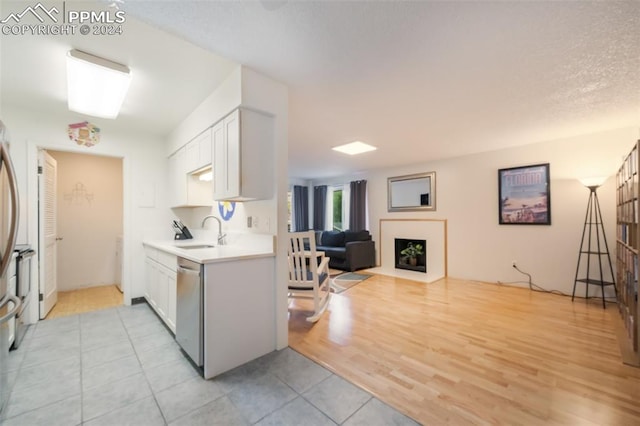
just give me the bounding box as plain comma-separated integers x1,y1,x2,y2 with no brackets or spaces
394,238,427,273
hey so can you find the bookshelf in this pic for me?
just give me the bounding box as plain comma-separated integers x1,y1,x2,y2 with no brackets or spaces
616,140,640,365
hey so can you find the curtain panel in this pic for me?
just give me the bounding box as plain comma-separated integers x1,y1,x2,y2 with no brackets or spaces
292,185,309,231
313,185,327,230
349,180,367,231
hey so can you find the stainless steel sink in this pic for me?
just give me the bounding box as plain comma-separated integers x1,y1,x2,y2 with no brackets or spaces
177,244,215,250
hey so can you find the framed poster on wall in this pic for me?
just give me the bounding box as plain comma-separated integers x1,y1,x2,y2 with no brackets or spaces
498,163,551,225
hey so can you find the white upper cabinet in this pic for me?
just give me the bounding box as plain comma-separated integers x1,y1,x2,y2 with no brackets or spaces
168,146,187,207
169,137,213,208
185,128,212,174
212,108,274,201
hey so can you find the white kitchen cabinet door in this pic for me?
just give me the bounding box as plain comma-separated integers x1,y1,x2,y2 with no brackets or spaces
171,133,213,208
144,257,157,309
155,266,170,320
185,140,200,174
185,128,212,174
212,119,227,200
144,250,177,331
223,109,240,198
199,132,212,171
212,108,274,201
168,147,187,207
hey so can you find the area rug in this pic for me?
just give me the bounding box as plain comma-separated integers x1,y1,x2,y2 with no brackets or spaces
331,272,373,294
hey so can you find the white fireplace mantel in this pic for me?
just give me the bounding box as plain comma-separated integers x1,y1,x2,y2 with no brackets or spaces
367,219,447,283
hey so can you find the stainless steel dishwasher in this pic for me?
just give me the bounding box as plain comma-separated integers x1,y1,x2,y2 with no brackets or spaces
176,257,204,367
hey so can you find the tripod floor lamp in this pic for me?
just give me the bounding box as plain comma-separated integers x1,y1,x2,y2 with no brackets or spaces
572,177,617,308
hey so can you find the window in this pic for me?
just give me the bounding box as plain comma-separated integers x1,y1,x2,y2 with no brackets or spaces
327,184,350,231
332,188,343,231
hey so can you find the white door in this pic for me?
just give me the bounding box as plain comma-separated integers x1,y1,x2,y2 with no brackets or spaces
39,150,58,318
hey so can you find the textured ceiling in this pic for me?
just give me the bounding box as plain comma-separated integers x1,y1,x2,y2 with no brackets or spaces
2,1,638,178
122,0,640,179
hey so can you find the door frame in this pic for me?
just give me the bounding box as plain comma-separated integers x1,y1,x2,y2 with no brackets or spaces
26,140,130,323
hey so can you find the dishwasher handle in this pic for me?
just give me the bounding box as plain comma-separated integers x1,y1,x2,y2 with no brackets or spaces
177,266,201,276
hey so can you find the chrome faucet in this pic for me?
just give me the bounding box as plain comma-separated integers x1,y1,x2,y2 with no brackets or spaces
201,215,226,245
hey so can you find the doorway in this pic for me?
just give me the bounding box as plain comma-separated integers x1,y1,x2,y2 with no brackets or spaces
39,149,124,319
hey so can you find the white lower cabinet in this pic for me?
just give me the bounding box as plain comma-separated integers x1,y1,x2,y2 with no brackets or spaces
143,247,177,333
160,267,176,332
144,257,157,310
203,256,276,379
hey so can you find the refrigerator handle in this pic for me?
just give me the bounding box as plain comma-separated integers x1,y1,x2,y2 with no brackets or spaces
0,294,21,325
0,142,19,278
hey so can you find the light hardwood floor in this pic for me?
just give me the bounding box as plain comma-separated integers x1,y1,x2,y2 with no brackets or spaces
45,284,123,319
288,274,640,425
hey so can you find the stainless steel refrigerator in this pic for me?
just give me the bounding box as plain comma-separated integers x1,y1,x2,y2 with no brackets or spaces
0,120,21,415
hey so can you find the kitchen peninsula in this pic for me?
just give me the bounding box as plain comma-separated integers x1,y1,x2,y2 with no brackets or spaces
143,237,276,379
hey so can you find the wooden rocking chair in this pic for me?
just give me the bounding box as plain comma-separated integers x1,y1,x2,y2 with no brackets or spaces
287,231,331,322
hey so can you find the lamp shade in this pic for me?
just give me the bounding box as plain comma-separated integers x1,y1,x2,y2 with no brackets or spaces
67,49,131,119
578,176,608,188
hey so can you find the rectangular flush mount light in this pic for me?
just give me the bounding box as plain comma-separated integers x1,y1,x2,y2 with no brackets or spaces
332,141,377,155
67,49,132,119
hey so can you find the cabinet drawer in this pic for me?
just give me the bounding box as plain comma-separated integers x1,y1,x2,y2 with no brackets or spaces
156,250,177,271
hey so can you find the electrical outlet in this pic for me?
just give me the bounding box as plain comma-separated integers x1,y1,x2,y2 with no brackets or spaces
247,216,252,228
253,217,259,228
512,261,517,268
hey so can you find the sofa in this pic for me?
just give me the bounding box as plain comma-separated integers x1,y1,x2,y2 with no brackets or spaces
314,230,376,272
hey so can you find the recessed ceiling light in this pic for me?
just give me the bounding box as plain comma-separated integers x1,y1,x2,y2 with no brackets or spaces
332,141,377,156
67,49,132,119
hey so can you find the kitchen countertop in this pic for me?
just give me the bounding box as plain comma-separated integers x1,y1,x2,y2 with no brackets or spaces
143,239,275,264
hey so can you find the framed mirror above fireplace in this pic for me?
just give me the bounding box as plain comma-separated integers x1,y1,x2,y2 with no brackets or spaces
387,171,436,212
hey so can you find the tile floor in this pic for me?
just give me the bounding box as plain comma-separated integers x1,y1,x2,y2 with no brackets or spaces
46,285,123,319
2,304,418,425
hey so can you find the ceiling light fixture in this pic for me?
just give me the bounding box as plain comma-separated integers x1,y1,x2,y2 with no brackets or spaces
332,141,377,156
66,49,132,119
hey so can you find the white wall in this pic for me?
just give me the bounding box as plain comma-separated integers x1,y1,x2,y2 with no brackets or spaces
240,67,289,349
49,151,122,291
2,104,171,307
312,127,639,295
166,67,242,156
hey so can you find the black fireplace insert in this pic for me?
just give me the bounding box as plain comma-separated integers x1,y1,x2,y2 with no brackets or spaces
394,238,426,273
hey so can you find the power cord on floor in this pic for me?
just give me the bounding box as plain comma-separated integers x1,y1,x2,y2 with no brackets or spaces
497,264,617,302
